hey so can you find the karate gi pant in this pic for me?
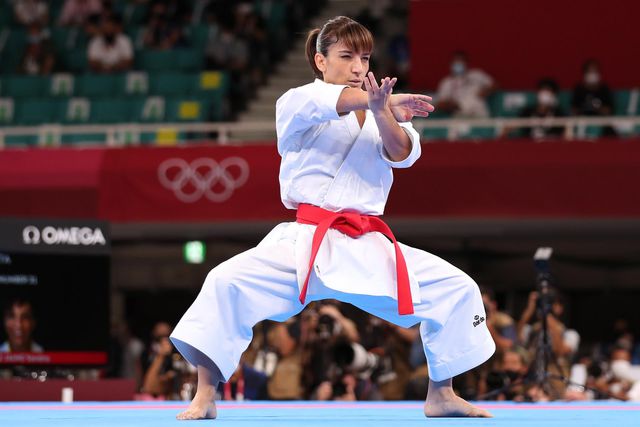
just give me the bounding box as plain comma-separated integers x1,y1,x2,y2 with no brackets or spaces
170,223,496,383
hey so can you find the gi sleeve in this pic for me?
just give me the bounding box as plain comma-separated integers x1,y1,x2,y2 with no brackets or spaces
378,121,422,168
276,79,348,155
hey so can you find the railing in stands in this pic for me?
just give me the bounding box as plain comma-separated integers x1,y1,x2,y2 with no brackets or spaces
0,116,639,148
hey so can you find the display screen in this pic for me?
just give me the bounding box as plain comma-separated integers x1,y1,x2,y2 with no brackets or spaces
0,219,110,366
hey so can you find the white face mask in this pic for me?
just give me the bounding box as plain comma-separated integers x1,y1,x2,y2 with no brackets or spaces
537,90,557,107
584,71,600,86
451,61,466,76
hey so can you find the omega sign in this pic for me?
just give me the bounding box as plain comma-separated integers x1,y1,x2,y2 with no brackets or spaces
22,226,106,246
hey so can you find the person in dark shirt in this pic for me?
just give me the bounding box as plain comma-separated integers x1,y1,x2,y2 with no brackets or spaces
518,78,566,139
571,59,617,137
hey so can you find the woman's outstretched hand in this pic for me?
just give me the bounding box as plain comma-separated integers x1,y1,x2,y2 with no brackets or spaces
389,93,435,122
363,71,435,121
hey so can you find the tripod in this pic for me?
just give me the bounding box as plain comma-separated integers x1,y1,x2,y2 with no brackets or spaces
479,247,621,401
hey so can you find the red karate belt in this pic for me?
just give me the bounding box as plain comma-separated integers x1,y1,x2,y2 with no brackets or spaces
295,203,414,315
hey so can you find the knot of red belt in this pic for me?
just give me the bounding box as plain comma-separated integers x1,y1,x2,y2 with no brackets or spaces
296,203,414,315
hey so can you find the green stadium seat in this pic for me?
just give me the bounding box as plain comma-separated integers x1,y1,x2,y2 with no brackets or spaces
59,97,91,124
1,29,27,73
61,133,107,145
122,3,149,26
50,73,75,97
4,135,39,147
196,71,228,94
3,76,47,98
196,71,229,120
178,50,204,72
139,50,179,71
0,6,13,27
128,26,147,50
64,50,88,73
558,90,571,114
123,71,149,95
421,126,448,140
77,74,118,97
0,98,15,125
166,97,210,122
15,98,58,125
131,96,166,122
185,25,209,49
90,98,133,123
614,89,639,116
150,72,194,96
489,91,534,117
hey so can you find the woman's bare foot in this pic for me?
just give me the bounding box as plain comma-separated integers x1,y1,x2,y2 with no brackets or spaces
176,387,217,420
424,378,492,418
176,365,222,420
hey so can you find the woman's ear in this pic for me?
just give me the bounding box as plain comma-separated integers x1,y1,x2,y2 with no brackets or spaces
314,52,326,74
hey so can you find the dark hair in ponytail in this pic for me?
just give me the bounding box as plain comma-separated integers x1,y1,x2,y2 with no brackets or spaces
305,28,323,79
305,16,374,80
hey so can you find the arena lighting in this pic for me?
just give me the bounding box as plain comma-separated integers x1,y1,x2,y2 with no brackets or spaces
183,241,206,264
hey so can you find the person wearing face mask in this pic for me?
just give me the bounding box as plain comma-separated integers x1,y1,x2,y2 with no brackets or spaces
435,51,495,118
517,78,567,140
571,59,617,137
88,15,134,74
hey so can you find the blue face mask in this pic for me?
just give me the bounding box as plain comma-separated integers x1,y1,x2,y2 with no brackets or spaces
451,61,466,76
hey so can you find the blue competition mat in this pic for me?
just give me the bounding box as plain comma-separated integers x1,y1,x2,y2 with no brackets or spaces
1,401,639,427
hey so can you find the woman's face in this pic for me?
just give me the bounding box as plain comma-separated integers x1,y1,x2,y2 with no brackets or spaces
315,41,370,88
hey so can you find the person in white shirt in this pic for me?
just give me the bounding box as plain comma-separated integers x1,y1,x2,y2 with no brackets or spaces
88,16,133,74
170,16,495,420
435,51,495,118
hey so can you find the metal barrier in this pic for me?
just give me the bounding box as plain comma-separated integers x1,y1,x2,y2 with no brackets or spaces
0,116,639,148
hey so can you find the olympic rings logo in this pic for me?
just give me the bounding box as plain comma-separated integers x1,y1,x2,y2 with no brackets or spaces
158,157,250,203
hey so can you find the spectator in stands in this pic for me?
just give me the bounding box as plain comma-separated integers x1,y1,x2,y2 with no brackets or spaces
484,348,530,401
13,0,49,27
143,1,188,50
88,15,134,73
481,286,517,353
1,298,43,353
517,289,579,399
111,321,145,389
141,321,191,399
572,59,617,137
516,78,567,139
435,51,495,118
58,0,103,27
18,23,55,75
147,0,191,25
265,319,304,399
205,15,250,116
235,6,269,89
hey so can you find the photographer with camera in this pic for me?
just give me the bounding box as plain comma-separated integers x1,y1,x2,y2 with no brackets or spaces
517,288,580,400
302,301,388,401
141,321,193,399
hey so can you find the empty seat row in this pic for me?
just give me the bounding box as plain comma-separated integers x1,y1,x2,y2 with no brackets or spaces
0,96,223,126
0,71,228,98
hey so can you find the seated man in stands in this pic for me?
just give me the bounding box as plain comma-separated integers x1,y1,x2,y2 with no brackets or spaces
88,15,133,74
435,50,495,118
571,59,617,137
517,78,567,140
1,298,43,353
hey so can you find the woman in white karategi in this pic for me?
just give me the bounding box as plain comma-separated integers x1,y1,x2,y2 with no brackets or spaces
171,16,495,419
